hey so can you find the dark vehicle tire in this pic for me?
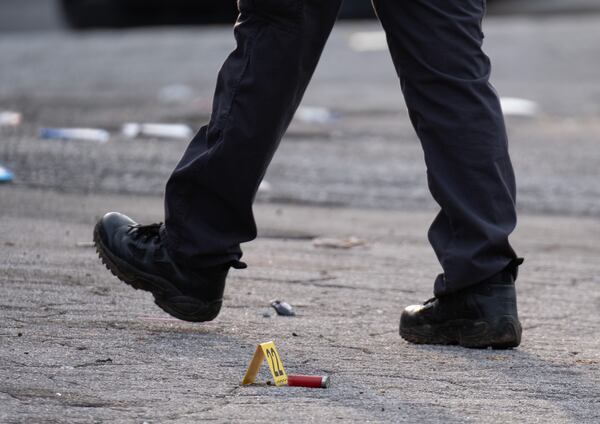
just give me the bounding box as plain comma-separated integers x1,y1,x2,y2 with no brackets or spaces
60,0,238,29
60,0,375,30
60,0,128,29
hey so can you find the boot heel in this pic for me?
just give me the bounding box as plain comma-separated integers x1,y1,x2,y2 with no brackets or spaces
460,316,522,349
489,316,522,349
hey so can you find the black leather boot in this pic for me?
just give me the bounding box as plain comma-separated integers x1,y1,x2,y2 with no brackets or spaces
93,212,245,322
400,266,522,349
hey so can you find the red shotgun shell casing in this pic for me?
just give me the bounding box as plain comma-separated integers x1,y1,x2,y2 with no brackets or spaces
287,374,330,389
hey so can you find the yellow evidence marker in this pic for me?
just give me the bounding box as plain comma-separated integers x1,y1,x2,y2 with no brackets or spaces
242,341,288,386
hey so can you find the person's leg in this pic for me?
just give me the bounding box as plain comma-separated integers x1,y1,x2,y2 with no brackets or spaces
372,0,519,296
94,0,342,322
163,0,342,269
372,0,522,347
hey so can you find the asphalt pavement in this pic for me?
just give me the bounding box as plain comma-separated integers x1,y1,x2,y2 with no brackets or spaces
2,16,600,214
1,10,600,424
1,187,599,423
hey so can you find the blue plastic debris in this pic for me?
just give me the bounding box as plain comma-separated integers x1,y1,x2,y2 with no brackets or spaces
40,127,110,143
0,165,14,183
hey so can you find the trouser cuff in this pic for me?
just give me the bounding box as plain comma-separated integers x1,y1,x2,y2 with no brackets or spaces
159,225,247,270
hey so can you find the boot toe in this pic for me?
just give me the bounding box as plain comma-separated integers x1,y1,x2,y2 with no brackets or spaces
400,303,427,329
95,212,136,247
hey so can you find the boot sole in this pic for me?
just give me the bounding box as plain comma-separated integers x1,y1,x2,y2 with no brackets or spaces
400,316,522,349
93,223,222,322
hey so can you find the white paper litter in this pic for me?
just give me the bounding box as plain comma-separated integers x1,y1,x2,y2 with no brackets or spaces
0,111,22,127
500,97,540,117
122,123,193,140
295,106,337,124
349,31,387,52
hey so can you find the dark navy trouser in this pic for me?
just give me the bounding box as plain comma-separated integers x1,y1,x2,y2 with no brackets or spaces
163,0,519,296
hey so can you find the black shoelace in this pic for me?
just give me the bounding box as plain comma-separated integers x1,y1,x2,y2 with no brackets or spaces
127,223,162,243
